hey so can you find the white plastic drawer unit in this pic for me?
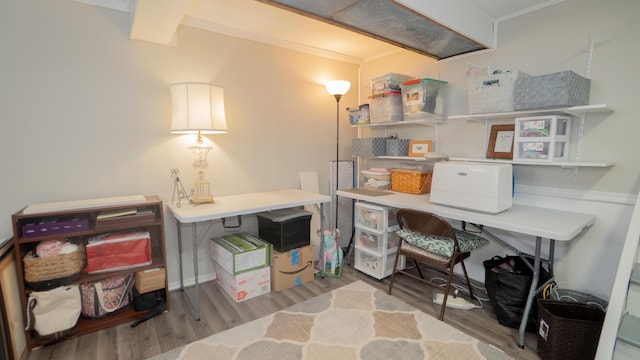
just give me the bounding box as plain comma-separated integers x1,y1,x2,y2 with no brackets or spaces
355,226,400,255
354,202,398,232
513,115,571,162
354,248,404,280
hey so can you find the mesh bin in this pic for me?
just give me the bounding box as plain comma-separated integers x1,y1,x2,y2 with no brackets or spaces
537,299,605,360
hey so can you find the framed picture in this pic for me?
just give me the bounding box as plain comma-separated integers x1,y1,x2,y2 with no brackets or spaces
408,140,433,157
486,124,515,159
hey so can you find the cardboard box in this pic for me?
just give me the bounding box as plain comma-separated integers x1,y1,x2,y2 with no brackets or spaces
271,246,315,291
210,232,272,275
214,262,271,302
135,267,166,294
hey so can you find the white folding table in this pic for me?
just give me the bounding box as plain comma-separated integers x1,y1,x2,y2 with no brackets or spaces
337,189,595,349
166,188,331,320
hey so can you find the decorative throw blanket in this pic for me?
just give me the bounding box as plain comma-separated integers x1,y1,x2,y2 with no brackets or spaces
150,281,512,360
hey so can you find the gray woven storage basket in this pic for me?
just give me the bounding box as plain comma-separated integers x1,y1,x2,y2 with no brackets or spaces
386,138,410,156
514,70,590,110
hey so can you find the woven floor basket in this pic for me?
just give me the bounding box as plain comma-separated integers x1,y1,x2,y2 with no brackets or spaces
391,169,432,194
24,244,86,288
537,299,605,360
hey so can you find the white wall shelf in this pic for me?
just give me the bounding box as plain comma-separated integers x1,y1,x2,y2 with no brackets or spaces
449,157,614,168
358,155,613,168
352,118,442,127
448,104,611,121
446,104,613,170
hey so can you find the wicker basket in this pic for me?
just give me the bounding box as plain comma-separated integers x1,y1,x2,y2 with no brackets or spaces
24,243,86,290
391,169,432,194
537,299,605,360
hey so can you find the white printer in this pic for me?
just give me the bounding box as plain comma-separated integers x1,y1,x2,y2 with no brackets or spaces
430,161,513,213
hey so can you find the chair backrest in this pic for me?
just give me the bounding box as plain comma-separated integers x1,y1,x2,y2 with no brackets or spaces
396,208,456,240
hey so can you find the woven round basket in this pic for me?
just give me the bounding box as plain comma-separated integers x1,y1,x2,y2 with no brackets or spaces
24,243,86,287
391,169,432,194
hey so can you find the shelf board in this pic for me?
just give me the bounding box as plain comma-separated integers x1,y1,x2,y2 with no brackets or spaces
449,157,614,168
353,118,442,127
618,313,640,348
448,104,611,121
360,156,613,167
373,156,433,161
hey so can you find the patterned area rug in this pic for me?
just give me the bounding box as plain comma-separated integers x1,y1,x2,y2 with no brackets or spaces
150,281,512,360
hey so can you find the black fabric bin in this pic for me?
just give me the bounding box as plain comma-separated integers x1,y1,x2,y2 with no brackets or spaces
257,209,312,252
483,255,551,330
537,299,605,360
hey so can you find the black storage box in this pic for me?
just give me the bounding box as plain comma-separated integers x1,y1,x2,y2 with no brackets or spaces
257,209,312,252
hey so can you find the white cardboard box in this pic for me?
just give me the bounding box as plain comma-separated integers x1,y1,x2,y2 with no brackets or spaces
210,232,272,275
214,262,271,302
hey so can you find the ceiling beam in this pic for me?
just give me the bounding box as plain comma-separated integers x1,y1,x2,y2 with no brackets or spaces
395,0,496,48
129,0,193,45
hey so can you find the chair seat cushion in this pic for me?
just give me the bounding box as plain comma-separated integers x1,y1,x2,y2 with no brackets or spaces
396,228,489,257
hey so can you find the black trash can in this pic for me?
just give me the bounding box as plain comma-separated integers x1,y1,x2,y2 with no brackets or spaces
537,299,605,360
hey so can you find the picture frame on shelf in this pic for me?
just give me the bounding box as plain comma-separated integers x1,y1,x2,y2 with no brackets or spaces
408,140,433,157
487,124,515,159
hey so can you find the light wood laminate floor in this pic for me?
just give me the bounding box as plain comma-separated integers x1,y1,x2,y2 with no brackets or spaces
28,263,539,360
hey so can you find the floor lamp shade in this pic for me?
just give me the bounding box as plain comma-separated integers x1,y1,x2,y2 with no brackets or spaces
325,80,351,97
170,83,228,134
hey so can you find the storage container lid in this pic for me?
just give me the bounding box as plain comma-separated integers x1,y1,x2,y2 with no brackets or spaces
361,170,391,175
402,78,448,86
258,208,313,222
367,91,401,99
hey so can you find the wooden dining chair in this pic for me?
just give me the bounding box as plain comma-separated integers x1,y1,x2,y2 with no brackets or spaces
388,208,489,321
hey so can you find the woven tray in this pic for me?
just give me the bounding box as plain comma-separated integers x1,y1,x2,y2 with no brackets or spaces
24,243,86,286
391,169,432,194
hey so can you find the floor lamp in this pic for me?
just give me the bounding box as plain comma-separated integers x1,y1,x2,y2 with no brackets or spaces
325,80,351,230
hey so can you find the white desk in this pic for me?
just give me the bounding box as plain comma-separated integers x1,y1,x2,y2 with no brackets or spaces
166,189,331,320
338,189,595,348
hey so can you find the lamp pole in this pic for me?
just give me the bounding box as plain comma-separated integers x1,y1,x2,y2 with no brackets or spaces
325,80,351,232
333,93,342,230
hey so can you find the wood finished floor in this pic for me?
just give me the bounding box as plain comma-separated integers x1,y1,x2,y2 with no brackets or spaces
28,264,539,360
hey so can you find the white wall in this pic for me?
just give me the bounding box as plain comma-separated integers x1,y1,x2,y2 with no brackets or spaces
0,0,358,287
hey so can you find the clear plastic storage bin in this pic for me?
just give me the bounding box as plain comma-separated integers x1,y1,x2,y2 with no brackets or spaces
369,92,403,123
401,78,448,119
371,73,413,96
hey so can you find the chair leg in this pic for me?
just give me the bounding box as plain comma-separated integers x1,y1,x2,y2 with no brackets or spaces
459,257,475,299
413,259,425,279
439,264,457,321
387,248,402,295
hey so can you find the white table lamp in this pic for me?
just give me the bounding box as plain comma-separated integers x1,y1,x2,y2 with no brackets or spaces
170,83,228,205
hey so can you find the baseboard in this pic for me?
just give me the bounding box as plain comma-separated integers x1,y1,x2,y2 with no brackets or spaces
167,272,217,292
